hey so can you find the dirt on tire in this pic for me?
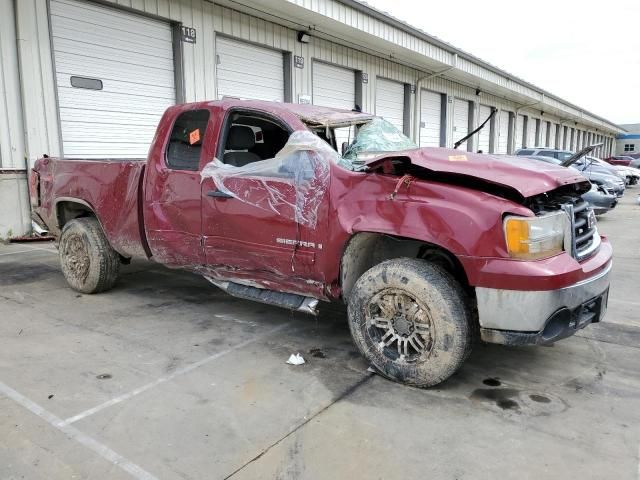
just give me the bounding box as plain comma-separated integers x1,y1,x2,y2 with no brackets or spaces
347,257,474,388
59,217,120,294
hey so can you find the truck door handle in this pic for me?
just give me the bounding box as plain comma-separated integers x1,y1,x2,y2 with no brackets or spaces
207,189,234,199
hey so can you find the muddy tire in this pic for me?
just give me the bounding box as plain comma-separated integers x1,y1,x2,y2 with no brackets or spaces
347,258,473,388
59,217,120,294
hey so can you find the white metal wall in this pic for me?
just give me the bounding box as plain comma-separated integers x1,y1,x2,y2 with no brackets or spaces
0,0,26,170
497,110,510,154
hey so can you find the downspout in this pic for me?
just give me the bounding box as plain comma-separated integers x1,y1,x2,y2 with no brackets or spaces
412,53,457,144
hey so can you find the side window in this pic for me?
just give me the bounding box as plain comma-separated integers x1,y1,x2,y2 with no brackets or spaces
166,109,210,170
220,111,290,168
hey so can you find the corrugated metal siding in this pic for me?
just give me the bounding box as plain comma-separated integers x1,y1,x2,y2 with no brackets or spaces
15,0,62,165
0,0,26,169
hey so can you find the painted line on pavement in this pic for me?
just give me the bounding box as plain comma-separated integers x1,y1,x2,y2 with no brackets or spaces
60,321,292,426
0,380,158,480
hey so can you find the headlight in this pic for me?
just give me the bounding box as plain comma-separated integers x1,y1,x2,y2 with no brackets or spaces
504,211,569,260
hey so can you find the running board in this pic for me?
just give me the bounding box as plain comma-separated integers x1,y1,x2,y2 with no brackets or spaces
205,278,319,316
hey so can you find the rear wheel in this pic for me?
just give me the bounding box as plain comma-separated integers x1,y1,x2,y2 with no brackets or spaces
59,217,120,294
347,258,473,387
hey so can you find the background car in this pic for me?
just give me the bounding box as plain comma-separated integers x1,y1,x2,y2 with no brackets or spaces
516,148,626,197
606,155,636,166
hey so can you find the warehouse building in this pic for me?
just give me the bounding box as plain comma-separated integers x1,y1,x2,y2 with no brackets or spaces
0,0,623,237
616,124,640,156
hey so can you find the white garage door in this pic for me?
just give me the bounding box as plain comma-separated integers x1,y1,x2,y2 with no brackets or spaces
375,78,405,133
216,37,284,102
453,99,470,151
419,90,442,147
526,117,537,148
549,123,557,148
477,105,492,153
515,115,525,150
497,110,510,154
50,0,175,158
540,121,548,147
312,62,355,110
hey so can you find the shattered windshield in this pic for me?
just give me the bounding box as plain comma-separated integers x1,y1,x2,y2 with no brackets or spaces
306,117,418,169
343,118,418,163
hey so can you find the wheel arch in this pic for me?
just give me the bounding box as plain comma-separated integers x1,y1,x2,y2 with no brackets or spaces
55,197,99,230
339,232,471,301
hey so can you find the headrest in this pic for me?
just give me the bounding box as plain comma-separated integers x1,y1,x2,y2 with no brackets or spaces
227,126,255,150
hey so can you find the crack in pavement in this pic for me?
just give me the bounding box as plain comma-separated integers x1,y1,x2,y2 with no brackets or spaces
223,372,375,480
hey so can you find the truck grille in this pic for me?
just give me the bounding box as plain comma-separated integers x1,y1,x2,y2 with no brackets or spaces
567,199,599,260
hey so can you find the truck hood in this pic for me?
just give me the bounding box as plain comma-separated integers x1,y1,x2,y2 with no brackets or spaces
365,147,590,200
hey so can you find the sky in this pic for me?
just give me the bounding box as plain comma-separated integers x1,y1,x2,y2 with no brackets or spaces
362,0,640,125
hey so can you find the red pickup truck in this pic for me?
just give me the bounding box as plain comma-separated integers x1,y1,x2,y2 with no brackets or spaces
30,99,612,387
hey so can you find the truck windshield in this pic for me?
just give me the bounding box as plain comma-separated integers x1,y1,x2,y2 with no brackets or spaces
308,117,418,169
343,118,418,163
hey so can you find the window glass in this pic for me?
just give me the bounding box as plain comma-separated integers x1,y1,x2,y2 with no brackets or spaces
166,109,210,170
624,144,635,152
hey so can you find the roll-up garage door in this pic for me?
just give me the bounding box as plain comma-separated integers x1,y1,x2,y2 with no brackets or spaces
312,62,355,110
477,105,492,153
497,110,510,154
549,123,557,148
540,121,548,147
375,78,405,133
515,115,525,150
526,117,537,148
453,99,470,151
216,37,284,102
50,0,175,158
419,90,442,147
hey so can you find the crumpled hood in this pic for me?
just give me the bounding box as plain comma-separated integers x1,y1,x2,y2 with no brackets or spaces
366,147,590,199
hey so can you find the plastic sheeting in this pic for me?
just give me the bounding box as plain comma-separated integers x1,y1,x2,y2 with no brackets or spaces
343,117,417,161
201,130,340,229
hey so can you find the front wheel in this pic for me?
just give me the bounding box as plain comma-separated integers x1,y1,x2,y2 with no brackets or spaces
59,217,120,294
347,258,474,388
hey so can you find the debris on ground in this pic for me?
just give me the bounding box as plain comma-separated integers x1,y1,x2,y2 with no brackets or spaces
286,353,305,365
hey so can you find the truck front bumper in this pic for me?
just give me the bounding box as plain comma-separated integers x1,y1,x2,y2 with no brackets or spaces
476,261,611,346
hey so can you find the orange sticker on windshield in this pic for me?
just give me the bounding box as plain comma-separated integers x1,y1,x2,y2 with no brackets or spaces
189,129,201,145
448,155,468,161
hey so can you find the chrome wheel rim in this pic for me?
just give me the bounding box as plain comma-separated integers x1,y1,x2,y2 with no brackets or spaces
365,289,434,362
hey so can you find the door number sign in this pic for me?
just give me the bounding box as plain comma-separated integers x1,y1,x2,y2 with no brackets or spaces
181,26,196,44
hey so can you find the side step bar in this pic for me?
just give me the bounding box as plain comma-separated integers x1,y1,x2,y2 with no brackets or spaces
205,278,319,316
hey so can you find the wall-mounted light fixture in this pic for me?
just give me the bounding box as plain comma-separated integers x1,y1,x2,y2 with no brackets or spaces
475,88,482,96
297,31,310,43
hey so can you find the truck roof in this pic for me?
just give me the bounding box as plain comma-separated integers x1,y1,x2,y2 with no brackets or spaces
183,99,375,127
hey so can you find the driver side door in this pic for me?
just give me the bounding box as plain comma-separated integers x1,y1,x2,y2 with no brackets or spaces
201,109,329,294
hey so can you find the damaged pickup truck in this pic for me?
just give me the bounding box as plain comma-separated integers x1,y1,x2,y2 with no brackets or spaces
30,99,612,387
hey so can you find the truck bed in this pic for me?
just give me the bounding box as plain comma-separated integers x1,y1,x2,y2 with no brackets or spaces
33,157,148,259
